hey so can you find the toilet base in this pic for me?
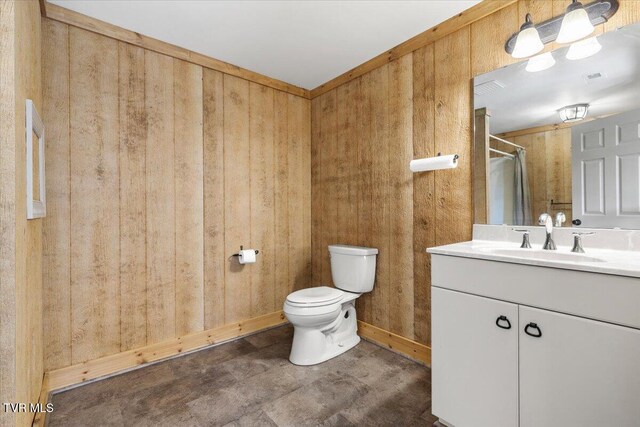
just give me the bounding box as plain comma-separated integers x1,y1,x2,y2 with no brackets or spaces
289,303,360,366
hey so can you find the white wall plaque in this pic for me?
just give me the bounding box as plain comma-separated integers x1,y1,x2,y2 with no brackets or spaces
26,99,45,219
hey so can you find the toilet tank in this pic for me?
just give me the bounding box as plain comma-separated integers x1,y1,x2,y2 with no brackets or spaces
328,245,378,293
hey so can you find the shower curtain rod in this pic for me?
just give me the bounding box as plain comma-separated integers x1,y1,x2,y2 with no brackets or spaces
490,147,515,159
490,134,525,150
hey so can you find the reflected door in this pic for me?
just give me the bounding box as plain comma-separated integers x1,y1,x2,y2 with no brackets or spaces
572,108,640,228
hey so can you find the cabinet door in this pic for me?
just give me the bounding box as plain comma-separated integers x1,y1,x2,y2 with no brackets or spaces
432,287,519,427
520,306,640,427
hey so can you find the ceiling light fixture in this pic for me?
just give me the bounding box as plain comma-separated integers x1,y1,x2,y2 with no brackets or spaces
556,0,595,44
558,103,590,122
566,36,602,60
526,52,556,72
512,14,544,59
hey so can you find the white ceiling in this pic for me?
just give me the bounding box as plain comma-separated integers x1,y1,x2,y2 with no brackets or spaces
49,0,480,90
474,23,640,134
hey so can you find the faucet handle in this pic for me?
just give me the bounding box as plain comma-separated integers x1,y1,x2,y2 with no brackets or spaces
571,231,595,253
512,228,532,248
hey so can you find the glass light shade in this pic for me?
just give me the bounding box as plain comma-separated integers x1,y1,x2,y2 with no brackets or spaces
558,104,589,122
512,26,544,58
526,52,556,72
566,36,602,60
556,5,595,43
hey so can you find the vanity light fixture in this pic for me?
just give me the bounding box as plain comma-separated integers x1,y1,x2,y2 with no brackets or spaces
504,0,618,58
526,52,556,72
557,1,595,44
558,103,589,122
566,36,602,60
512,14,544,59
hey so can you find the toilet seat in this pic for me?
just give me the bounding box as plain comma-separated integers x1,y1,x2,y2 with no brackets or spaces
284,286,362,319
286,286,344,308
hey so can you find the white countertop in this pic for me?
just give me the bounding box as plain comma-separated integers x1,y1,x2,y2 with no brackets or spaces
428,239,640,279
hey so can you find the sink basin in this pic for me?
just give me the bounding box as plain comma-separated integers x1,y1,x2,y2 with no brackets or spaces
428,226,640,278
480,248,605,263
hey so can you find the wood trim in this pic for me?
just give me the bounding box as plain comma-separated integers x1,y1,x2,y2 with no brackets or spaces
43,0,517,100
357,320,431,365
38,0,47,17
47,311,287,391
473,108,490,224
31,374,50,427
310,0,518,98
497,120,581,139
43,3,310,99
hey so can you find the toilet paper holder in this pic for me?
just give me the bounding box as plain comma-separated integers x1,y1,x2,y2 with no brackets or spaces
230,246,259,259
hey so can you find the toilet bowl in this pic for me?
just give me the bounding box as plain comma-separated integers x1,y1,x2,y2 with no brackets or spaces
284,244,378,365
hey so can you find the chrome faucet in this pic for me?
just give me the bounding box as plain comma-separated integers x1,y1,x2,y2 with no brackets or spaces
554,212,566,227
538,213,557,250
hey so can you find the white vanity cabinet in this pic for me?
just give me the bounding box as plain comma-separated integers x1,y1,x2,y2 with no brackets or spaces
431,254,640,427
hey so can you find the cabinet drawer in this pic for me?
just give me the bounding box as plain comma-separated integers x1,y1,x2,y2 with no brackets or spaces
432,254,640,330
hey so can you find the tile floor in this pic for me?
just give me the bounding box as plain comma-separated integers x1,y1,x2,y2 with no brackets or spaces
49,325,436,426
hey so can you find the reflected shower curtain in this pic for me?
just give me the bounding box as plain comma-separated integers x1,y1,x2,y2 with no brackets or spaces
513,148,532,225
489,157,515,225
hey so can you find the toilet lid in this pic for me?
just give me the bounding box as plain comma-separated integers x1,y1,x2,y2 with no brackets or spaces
286,286,344,306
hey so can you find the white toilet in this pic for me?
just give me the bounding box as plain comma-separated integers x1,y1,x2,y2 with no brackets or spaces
284,244,378,365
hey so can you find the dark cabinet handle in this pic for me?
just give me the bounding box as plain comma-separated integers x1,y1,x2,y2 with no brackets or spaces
572,219,582,226
525,322,542,338
495,315,511,330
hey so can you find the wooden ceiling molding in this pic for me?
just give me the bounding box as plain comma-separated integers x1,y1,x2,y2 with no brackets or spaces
43,2,311,98
310,0,518,98
43,0,518,100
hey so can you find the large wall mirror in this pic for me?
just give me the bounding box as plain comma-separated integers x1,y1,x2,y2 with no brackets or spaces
473,22,640,229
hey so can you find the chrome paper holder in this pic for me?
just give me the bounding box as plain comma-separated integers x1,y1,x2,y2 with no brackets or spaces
230,245,259,259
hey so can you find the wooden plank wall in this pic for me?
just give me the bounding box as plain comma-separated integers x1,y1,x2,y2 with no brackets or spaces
41,18,311,370
17,4,44,426
0,2,17,423
310,0,640,346
38,0,640,372
1,1,44,426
